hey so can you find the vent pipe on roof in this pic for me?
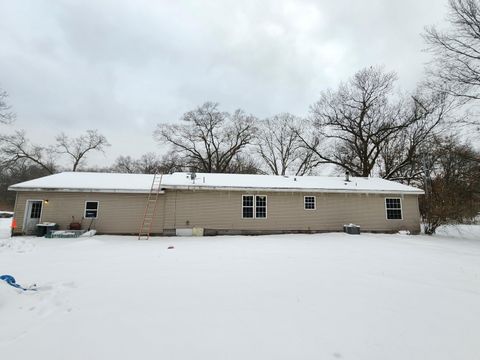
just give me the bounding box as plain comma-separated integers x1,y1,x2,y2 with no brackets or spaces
345,171,350,182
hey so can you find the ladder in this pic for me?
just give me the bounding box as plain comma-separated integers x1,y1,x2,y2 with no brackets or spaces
138,173,163,240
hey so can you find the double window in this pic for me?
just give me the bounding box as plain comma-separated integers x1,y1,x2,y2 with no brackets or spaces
84,201,99,219
242,195,267,219
385,198,402,220
304,196,316,210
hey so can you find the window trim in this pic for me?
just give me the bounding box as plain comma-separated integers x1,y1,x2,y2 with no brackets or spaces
241,194,268,219
304,196,316,210
84,201,99,219
385,197,403,220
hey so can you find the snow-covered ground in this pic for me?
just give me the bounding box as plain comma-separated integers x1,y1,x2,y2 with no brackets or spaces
1,227,480,360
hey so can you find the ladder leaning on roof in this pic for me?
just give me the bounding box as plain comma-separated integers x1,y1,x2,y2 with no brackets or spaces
138,173,163,240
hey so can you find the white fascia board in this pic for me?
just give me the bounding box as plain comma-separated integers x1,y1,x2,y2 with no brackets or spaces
8,185,424,195
165,185,425,195
8,187,164,194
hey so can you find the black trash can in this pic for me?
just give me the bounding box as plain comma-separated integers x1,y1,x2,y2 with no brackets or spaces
36,224,47,237
36,223,58,237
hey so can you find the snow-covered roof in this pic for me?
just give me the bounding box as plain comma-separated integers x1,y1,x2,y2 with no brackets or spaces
8,172,424,195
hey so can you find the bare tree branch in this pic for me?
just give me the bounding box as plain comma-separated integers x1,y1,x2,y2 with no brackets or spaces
55,130,110,171
424,0,480,105
0,88,15,125
255,113,321,175
0,130,56,173
154,102,257,173
303,66,417,177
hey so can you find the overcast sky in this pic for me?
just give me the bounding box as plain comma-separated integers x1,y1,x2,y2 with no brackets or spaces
0,0,448,167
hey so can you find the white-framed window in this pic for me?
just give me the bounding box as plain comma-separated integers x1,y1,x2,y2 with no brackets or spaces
30,201,43,218
304,196,316,210
242,195,254,218
385,198,402,220
84,201,99,219
242,195,267,219
255,195,267,218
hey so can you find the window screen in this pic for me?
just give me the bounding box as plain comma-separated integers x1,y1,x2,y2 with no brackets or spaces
385,198,402,219
84,201,99,219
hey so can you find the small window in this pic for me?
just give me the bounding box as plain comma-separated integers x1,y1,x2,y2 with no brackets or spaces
242,195,267,219
385,198,402,220
84,201,99,219
304,196,316,210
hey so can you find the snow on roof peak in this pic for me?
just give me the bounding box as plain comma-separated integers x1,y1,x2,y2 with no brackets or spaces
8,171,424,194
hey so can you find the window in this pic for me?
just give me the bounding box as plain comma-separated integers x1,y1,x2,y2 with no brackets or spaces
242,195,254,218
256,196,267,218
84,201,99,219
385,198,402,220
304,196,316,210
242,195,267,219
30,202,42,219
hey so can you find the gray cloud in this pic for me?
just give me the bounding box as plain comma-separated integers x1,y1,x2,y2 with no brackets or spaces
0,0,447,166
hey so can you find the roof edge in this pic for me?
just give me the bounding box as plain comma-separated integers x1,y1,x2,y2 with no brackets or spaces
8,185,424,195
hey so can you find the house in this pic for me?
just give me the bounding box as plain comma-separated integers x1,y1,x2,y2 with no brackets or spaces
8,172,424,236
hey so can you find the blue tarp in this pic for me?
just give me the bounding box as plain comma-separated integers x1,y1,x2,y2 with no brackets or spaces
0,275,37,291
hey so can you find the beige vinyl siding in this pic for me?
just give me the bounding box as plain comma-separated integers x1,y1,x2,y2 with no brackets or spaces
14,192,151,234
13,190,421,235
161,190,420,233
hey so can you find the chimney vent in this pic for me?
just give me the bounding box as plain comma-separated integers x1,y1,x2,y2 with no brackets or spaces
345,171,350,182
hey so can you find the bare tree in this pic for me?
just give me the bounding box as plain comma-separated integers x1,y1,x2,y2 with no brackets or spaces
55,130,110,171
424,0,480,103
111,152,185,174
111,155,137,173
0,130,56,174
154,102,257,173
135,152,165,174
301,66,417,177
0,88,15,125
0,162,51,209
224,153,263,174
379,89,455,183
255,113,321,175
420,136,480,234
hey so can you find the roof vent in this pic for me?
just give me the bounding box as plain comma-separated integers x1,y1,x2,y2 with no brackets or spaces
345,171,350,182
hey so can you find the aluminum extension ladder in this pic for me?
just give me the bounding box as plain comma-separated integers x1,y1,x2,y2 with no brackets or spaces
138,174,163,240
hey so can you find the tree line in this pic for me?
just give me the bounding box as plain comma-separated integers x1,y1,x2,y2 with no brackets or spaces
1,0,480,233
